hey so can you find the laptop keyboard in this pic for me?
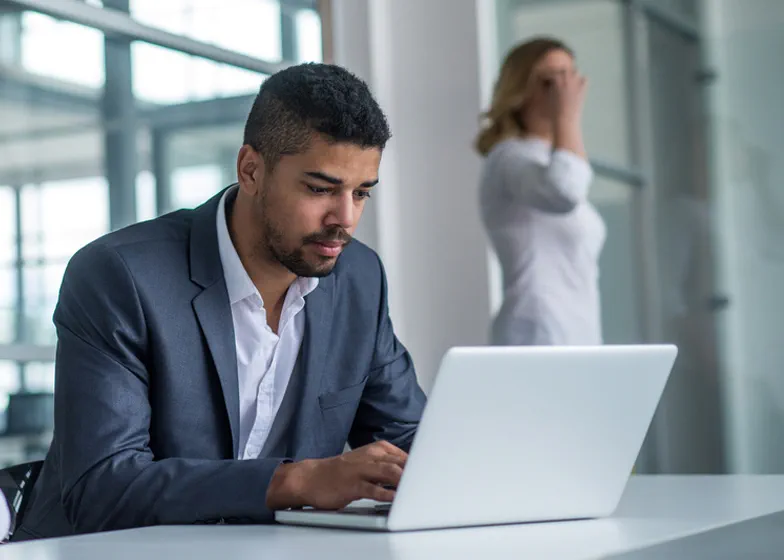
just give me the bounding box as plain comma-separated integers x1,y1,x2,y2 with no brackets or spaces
339,503,392,516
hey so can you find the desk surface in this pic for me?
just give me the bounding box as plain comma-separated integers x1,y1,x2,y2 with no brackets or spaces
3,475,784,559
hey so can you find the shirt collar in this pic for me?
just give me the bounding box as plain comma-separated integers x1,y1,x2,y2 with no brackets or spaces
216,186,319,306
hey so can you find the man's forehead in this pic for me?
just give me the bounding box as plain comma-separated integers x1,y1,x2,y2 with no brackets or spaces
301,140,381,160
304,170,379,188
291,143,381,174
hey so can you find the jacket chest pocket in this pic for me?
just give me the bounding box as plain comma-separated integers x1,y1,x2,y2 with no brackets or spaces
318,376,368,410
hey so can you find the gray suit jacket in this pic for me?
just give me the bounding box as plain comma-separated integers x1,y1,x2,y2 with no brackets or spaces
15,188,426,540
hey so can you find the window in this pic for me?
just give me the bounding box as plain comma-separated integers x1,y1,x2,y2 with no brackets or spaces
130,0,283,60
132,43,265,104
171,165,225,209
0,0,323,462
295,8,323,63
0,188,17,345
20,179,109,345
21,12,104,87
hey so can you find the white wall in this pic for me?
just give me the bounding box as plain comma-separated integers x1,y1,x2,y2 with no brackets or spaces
704,0,784,473
329,0,493,392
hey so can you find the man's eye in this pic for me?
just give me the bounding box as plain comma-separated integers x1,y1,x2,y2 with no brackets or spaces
308,185,330,195
354,190,372,200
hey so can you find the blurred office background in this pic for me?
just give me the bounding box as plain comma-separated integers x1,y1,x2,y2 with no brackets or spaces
0,0,782,477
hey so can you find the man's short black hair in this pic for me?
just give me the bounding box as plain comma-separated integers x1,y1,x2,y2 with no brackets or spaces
243,63,391,168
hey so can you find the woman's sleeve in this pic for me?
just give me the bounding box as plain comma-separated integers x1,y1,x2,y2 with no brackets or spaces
496,145,594,213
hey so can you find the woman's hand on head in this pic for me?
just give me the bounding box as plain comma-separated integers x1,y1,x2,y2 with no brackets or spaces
549,70,587,123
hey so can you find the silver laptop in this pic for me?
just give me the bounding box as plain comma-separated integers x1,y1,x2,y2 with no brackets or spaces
275,344,677,531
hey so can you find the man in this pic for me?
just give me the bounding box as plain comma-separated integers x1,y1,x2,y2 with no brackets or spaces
13,63,427,541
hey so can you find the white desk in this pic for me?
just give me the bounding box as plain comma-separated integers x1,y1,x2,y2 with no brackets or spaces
3,475,784,559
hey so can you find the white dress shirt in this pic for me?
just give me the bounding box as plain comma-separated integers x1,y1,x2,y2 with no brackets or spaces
479,137,607,346
0,492,9,541
216,187,318,459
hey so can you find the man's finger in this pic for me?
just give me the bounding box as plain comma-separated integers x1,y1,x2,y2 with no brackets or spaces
363,443,389,459
383,455,407,469
356,481,396,503
360,461,404,487
378,452,407,469
376,440,408,461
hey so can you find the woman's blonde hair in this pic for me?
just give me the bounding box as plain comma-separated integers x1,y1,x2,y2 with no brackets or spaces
474,37,573,156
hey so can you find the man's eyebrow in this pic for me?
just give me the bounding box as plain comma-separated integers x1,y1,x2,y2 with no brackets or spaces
304,171,379,188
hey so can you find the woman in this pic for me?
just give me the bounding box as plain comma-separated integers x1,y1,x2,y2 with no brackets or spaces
476,37,606,346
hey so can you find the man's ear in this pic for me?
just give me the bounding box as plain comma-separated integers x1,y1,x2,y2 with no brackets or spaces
237,145,266,195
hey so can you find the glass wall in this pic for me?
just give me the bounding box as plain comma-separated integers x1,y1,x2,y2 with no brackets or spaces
492,0,642,341
0,0,323,465
493,0,784,475
702,0,784,473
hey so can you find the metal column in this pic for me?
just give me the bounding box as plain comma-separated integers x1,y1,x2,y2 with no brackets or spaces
0,9,22,65
621,0,667,474
281,0,299,63
103,0,138,230
12,186,27,391
151,128,172,216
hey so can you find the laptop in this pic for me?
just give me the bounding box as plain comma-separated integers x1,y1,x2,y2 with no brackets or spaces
275,344,677,531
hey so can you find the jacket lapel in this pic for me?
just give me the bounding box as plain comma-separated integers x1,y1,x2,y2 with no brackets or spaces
290,274,335,458
189,187,241,458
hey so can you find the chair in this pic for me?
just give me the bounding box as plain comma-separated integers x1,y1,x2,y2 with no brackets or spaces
0,461,43,542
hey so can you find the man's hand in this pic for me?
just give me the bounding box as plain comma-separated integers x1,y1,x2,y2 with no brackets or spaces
266,441,407,511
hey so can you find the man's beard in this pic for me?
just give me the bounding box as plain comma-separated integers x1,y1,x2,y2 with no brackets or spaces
262,215,352,278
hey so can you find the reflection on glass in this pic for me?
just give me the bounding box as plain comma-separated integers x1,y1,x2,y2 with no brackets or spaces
589,176,644,344
644,14,725,474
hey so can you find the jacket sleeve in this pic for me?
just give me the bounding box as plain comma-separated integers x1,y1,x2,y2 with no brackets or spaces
53,243,285,533
347,254,427,452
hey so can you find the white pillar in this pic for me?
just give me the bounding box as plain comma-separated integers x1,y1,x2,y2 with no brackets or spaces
329,0,493,391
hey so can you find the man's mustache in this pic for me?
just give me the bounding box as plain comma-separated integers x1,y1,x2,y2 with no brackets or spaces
303,228,352,245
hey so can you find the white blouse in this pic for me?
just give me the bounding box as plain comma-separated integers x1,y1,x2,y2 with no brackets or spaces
479,137,607,346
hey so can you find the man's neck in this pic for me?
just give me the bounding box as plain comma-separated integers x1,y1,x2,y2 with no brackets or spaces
244,250,295,335
228,194,296,333
258,281,291,335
